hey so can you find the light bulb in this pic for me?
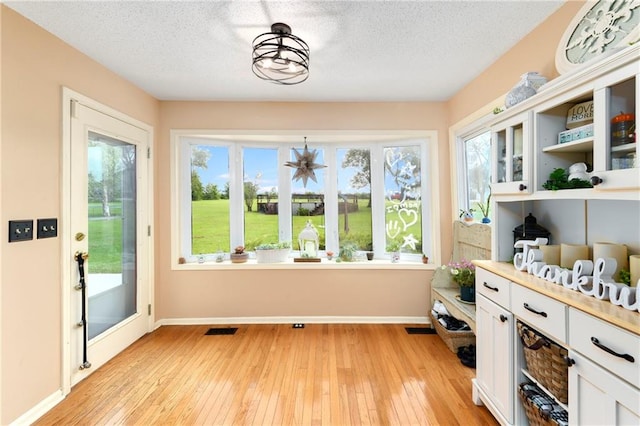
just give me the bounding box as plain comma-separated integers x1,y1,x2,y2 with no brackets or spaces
262,58,273,68
288,62,297,72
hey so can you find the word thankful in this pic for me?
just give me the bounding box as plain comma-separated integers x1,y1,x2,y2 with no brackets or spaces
514,239,639,312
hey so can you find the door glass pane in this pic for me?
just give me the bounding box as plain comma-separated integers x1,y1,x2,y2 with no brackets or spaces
513,125,524,181
87,132,136,339
496,130,507,183
384,146,422,254
244,147,279,249
337,148,372,251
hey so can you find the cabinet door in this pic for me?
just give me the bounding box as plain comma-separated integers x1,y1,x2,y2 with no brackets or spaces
476,294,514,424
569,351,640,425
491,112,532,195
591,65,639,191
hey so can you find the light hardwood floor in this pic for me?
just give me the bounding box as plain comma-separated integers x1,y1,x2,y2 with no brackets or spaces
36,324,497,425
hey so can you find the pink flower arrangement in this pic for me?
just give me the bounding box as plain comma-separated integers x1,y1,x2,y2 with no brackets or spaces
446,259,476,287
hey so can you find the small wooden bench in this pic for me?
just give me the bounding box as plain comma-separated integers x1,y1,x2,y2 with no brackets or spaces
431,221,491,334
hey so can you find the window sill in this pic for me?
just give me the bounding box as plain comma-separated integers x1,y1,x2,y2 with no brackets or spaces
173,259,435,271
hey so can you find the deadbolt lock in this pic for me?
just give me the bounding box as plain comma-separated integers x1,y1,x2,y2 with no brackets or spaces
75,232,85,241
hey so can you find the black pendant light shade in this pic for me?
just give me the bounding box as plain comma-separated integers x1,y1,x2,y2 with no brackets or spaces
252,22,309,85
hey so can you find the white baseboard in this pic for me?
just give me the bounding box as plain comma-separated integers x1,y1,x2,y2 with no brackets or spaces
156,315,429,328
9,389,64,426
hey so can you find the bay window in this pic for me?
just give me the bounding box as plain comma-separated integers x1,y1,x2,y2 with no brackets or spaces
171,132,436,265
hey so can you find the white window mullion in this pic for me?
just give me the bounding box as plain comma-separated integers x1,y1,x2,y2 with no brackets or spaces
370,144,386,258
323,145,338,253
278,146,292,244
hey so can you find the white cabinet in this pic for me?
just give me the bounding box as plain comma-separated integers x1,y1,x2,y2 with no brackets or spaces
568,307,640,425
473,268,514,425
569,308,639,389
511,284,567,345
475,293,514,425
591,63,639,191
487,44,639,199
473,264,640,426
535,57,639,193
491,111,533,195
568,351,640,425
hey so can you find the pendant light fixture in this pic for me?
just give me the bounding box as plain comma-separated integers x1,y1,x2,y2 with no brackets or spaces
252,22,310,85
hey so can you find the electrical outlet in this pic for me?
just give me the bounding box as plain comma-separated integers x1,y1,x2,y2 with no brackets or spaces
8,220,34,242
292,323,305,329
37,218,58,239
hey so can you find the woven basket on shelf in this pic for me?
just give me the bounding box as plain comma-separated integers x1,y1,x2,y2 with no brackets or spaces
517,321,569,404
430,312,475,353
518,382,568,426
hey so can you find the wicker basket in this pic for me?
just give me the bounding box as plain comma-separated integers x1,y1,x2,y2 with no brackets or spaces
518,382,568,426
430,312,475,353
517,321,569,404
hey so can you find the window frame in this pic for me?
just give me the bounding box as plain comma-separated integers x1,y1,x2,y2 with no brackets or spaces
170,130,439,268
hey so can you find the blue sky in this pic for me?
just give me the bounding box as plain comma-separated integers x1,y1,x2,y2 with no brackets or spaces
195,146,371,195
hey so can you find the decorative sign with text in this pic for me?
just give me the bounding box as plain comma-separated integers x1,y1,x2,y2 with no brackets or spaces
513,238,639,312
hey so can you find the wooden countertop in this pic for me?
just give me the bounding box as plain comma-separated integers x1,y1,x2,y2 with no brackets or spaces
473,260,639,336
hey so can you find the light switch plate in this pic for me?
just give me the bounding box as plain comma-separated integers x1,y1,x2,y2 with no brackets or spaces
37,218,58,239
9,220,34,242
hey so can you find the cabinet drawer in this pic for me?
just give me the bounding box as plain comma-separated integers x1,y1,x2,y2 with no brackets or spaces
569,308,639,389
512,284,567,344
476,268,511,309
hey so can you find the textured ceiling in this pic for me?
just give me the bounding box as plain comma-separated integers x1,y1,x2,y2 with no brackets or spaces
5,0,566,102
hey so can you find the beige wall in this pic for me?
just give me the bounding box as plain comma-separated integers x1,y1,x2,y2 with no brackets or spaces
1,1,587,423
0,7,159,423
156,102,447,321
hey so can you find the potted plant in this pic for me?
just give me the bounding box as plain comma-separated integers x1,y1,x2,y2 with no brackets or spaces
446,259,476,302
476,191,491,224
459,208,475,222
386,240,401,263
230,246,248,263
254,241,291,263
338,242,358,262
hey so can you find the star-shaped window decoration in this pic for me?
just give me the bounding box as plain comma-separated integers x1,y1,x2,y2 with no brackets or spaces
284,137,327,187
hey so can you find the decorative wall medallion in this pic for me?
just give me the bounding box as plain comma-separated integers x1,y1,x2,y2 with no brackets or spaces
555,0,639,74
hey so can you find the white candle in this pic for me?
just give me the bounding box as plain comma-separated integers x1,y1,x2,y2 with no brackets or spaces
592,242,628,282
304,241,316,257
540,245,560,265
560,244,588,269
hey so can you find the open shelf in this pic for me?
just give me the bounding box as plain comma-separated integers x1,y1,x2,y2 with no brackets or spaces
521,369,569,412
432,286,476,334
542,137,593,153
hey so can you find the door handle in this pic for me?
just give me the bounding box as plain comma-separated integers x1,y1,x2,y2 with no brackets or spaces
523,302,547,318
74,251,89,290
591,337,635,363
483,282,499,292
74,251,91,370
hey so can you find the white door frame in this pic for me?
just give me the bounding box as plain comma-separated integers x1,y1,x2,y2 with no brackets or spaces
61,87,154,394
